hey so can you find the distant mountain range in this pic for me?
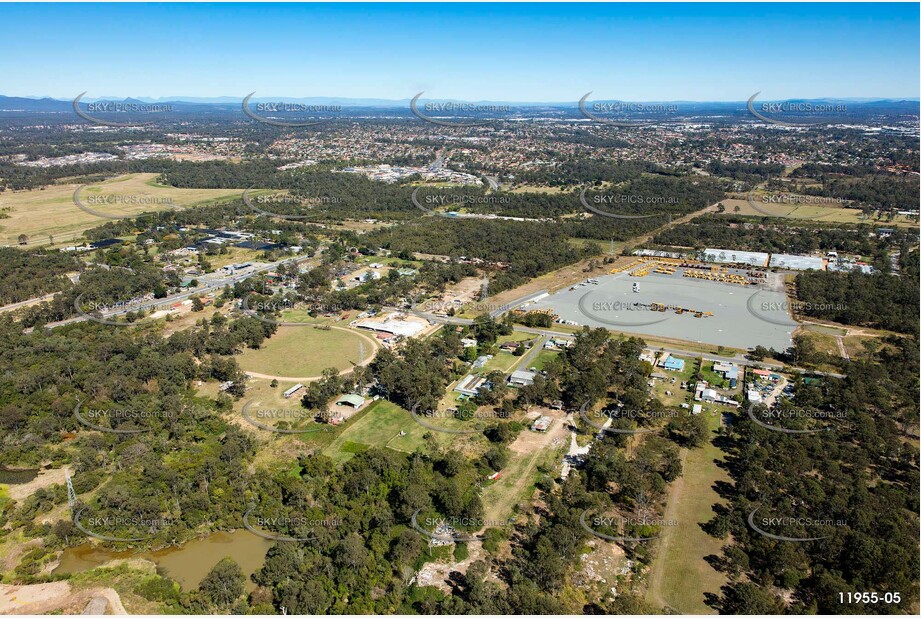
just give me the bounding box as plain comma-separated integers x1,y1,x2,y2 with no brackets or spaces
1,94,918,110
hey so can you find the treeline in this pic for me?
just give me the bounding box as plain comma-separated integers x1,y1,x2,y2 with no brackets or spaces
707,161,785,181
0,248,79,305
795,249,919,336
653,214,907,260
705,336,919,614
508,159,656,187
361,218,587,296
808,176,920,213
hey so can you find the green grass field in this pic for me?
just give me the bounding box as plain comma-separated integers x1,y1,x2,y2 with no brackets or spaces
482,351,520,373
322,400,457,463
530,349,559,371
646,409,729,613
236,325,371,378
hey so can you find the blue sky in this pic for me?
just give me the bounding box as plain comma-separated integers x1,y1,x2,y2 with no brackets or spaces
2,3,918,101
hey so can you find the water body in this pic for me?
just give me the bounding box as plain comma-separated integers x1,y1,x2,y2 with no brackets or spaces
531,270,795,351
0,468,40,484
55,530,272,592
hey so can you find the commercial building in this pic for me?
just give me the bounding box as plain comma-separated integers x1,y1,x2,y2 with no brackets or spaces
702,248,770,267
769,254,826,271
353,314,426,338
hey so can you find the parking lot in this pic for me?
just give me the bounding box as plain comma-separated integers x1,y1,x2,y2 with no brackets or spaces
528,270,796,350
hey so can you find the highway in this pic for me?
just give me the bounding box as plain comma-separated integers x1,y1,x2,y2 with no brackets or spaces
43,254,316,329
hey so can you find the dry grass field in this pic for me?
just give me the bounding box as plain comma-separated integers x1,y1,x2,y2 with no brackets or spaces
0,173,243,247
720,197,918,227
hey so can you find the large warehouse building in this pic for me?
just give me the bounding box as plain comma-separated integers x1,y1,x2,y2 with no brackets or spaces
702,248,770,267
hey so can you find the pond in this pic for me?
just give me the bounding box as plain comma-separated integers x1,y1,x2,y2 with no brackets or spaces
0,468,40,485
55,530,273,592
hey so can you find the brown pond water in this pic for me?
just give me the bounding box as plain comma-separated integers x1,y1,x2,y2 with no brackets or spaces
0,468,40,484
55,530,273,592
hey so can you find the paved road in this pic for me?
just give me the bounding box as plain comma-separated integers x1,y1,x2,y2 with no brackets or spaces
401,303,846,379
511,334,547,373
0,292,59,314
44,255,316,329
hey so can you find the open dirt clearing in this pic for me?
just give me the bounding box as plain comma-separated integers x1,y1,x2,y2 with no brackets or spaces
5,468,66,503
0,581,126,615
480,409,568,525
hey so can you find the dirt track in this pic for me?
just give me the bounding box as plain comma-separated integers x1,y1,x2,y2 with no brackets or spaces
242,325,380,382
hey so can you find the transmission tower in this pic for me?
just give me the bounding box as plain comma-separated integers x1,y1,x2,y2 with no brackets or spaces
65,468,77,514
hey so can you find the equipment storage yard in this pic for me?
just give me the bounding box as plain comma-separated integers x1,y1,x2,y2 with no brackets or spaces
528,268,796,350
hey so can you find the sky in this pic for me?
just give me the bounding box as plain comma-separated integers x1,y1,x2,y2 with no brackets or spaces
1,2,918,102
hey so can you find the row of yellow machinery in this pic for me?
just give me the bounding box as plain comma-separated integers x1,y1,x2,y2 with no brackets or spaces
648,302,713,318
612,256,759,287
682,268,753,286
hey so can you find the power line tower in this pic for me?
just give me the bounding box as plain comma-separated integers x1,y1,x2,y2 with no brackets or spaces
65,468,77,515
